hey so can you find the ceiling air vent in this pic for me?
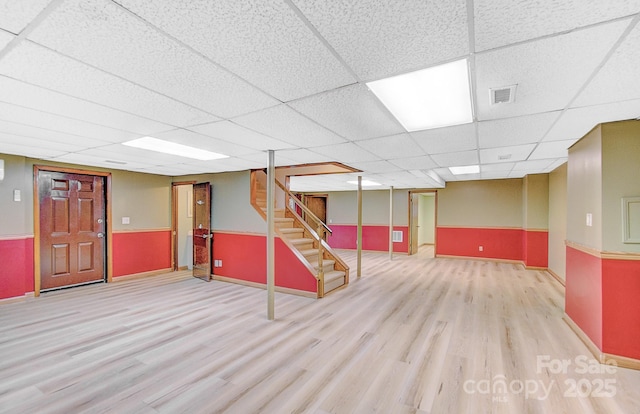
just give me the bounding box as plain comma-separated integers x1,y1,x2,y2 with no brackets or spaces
490,85,517,105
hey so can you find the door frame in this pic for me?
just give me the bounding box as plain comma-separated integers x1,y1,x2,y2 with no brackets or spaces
171,181,196,271
33,165,112,297
407,190,438,255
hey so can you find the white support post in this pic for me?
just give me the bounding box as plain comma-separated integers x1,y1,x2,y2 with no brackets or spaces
357,176,362,277
389,186,393,261
266,150,275,320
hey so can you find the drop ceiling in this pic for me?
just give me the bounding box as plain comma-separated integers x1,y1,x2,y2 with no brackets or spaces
0,0,639,191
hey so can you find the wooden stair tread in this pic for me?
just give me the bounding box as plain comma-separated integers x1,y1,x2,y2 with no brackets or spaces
312,259,335,269
289,238,314,245
279,228,304,234
323,270,346,283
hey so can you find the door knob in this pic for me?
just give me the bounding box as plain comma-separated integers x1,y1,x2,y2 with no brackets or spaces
97,233,104,238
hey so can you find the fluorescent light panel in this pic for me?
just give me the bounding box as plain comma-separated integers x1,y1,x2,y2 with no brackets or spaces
367,59,473,131
347,180,381,186
449,165,480,175
122,137,228,161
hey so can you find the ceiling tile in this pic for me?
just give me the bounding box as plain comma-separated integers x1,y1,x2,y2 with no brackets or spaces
0,29,14,49
347,160,402,174
0,130,88,153
188,121,293,151
237,151,298,168
478,112,560,148
184,157,267,173
481,162,515,172
574,22,640,107
388,156,438,171
529,140,576,160
114,0,355,102
512,159,555,171
356,133,425,160
271,148,335,165
0,101,138,143
479,144,536,164
0,76,172,135
475,20,630,120
0,42,217,127
431,150,479,167
0,142,66,159
51,152,158,171
544,158,568,172
311,142,380,163
151,129,257,157
291,0,469,81
232,105,346,147
0,119,111,148
411,123,477,154
77,145,182,165
475,0,640,51
0,0,53,34
288,84,404,141
28,0,279,118
545,99,640,142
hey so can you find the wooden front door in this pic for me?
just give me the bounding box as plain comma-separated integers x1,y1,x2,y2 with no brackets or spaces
39,171,106,290
192,182,212,281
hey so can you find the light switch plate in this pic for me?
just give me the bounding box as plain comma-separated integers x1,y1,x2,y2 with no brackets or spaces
13,189,20,202
122,217,130,224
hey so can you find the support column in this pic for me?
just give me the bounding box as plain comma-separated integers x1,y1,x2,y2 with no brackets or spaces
357,176,362,277
266,150,275,320
389,186,393,261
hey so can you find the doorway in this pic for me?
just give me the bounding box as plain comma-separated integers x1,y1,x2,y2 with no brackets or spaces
35,166,111,294
408,191,437,257
172,183,194,271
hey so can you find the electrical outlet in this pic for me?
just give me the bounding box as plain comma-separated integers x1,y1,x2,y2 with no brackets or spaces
218,260,222,267
479,246,483,252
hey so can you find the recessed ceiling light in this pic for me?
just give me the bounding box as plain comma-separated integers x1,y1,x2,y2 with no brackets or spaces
367,59,473,131
449,165,480,175
347,179,381,187
122,136,228,161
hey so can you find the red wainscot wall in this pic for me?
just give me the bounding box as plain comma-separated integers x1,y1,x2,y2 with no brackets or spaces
327,225,409,253
0,236,34,300
112,230,172,277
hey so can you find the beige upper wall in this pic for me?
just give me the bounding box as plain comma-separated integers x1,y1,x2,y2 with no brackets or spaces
418,194,435,244
437,179,523,228
178,170,266,234
567,126,603,250
0,154,173,235
548,163,567,280
601,120,640,253
523,174,549,230
0,154,29,236
325,189,409,226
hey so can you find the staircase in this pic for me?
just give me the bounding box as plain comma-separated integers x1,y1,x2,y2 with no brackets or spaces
251,170,349,297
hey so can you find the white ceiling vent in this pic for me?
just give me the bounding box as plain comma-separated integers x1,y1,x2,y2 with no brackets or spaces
490,85,517,105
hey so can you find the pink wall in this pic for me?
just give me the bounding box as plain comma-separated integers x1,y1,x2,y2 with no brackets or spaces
212,232,317,293
0,237,34,300
327,225,409,253
112,230,171,277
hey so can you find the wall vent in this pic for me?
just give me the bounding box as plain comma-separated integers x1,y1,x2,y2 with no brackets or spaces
490,85,517,105
392,230,403,242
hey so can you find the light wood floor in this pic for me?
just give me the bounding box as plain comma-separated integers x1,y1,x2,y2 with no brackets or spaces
1,247,639,413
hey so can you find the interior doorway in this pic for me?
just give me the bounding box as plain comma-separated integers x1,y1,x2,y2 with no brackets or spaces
35,166,112,295
172,182,194,271
408,191,437,257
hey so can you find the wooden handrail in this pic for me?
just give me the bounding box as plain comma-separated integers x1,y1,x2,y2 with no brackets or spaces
274,179,332,236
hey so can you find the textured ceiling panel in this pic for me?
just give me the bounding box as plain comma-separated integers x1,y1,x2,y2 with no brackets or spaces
0,76,171,135
545,99,640,142
0,0,53,34
431,150,478,167
356,133,425,160
0,29,14,49
292,0,469,81
188,121,293,151
0,42,217,127
479,144,536,164
0,119,110,148
271,148,335,165
0,101,138,143
529,140,576,160
388,156,438,171
411,123,477,155
475,20,629,120
232,105,346,147
574,22,640,107
478,112,560,148
78,145,184,164
311,142,380,163
237,151,298,168
0,142,66,159
481,162,515,172
347,160,401,174
288,84,403,141
114,0,355,101
28,0,279,118
151,129,257,157
51,152,158,170
475,0,640,51
511,159,555,171
0,131,88,153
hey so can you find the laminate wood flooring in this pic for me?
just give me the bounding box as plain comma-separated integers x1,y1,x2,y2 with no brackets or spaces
1,247,639,413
